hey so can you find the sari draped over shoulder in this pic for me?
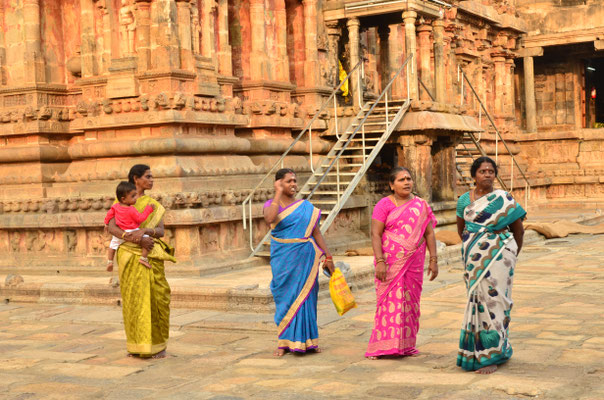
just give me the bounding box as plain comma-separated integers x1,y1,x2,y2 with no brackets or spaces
116,195,176,357
366,197,437,358
269,199,323,352
457,189,526,371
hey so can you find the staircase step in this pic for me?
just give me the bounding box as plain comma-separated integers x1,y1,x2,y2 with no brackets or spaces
313,172,357,176
300,190,345,195
311,199,339,205
351,122,388,127
319,163,364,168
326,154,368,158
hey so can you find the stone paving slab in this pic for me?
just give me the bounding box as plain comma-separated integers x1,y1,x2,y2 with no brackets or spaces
0,233,603,399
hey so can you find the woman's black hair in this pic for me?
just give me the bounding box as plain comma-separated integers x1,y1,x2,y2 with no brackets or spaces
389,166,413,184
470,156,498,178
275,168,295,181
128,164,151,184
116,181,136,201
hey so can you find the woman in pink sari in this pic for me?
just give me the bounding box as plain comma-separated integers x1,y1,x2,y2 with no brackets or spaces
366,167,439,359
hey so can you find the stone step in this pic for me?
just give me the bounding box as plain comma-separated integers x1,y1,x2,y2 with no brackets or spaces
0,230,547,312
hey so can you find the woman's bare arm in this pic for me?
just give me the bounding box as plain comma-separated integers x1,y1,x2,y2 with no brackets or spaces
509,218,524,255
312,225,335,274
456,216,465,240
107,218,154,251
371,219,387,282
142,220,165,238
424,223,439,281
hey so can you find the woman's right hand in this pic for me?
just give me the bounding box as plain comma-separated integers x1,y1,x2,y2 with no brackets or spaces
126,230,155,251
375,260,387,282
273,178,284,195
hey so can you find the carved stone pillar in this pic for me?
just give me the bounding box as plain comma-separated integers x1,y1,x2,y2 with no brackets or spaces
274,0,288,81
377,25,389,94
433,19,445,104
388,24,404,98
505,58,515,118
493,54,506,116
397,134,433,202
249,0,268,80
81,0,98,77
176,0,193,69
135,0,152,72
217,0,232,76
303,0,320,88
347,17,361,109
403,11,418,99
417,21,432,101
23,0,44,83
98,1,112,73
151,0,181,69
524,56,537,132
326,22,341,89
364,27,378,96
201,0,217,65
0,4,5,85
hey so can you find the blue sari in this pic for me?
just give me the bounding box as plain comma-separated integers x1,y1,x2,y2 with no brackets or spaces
269,199,323,352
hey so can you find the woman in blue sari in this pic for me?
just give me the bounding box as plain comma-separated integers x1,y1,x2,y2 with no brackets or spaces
456,157,526,374
264,168,335,357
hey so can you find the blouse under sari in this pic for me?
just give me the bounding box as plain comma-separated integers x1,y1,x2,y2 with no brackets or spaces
115,195,176,357
456,189,526,371
267,199,324,352
366,196,437,357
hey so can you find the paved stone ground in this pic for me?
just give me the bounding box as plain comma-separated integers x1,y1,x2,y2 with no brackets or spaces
1,234,603,400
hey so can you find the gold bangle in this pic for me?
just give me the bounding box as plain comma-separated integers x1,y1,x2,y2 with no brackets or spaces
121,232,126,239
152,228,156,236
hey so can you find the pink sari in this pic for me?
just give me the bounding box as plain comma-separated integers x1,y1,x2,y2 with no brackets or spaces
365,196,436,357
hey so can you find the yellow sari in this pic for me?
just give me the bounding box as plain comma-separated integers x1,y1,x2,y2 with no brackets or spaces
116,195,176,357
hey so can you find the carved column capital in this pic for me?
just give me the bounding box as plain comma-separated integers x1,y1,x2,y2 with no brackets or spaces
326,21,341,37
346,17,360,29
402,10,417,22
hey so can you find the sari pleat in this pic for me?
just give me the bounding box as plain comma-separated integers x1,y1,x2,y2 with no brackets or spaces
268,200,323,352
366,197,436,358
456,190,526,370
116,195,176,357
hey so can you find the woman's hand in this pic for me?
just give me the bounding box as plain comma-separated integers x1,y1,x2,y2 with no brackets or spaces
427,260,439,281
125,230,155,251
273,178,284,195
375,260,387,282
323,259,335,275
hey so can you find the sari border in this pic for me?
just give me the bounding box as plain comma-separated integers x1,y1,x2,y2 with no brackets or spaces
303,207,321,238
276,239,323,337
272,199,305,229
278,338,319,353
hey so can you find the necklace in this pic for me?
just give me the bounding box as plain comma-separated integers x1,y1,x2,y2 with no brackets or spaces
391,194,412,207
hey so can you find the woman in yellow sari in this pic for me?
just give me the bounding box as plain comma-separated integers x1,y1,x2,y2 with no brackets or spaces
107,164,176,358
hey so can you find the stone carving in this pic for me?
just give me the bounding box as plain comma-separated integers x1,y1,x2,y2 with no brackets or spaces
119,0,137,56
89,231,106,255
64,230,77,253
191,5,201,54
5,274,24,287
10,233,20,252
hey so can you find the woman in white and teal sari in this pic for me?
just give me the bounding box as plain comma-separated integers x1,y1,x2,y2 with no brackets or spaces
456,157,526,374
263,168,335,357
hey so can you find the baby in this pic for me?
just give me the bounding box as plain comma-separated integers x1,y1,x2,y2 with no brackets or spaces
105,181,155,270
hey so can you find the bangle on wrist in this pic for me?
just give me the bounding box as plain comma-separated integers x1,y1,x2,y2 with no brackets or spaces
121,232,126,239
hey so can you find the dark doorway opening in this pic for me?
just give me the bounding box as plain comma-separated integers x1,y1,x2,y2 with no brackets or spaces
584,57,604,128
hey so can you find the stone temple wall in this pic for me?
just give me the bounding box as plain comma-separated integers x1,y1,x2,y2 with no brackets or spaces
0,0,602,274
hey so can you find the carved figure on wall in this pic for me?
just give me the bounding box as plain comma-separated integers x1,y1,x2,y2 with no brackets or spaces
10,233,20,252
119,0,137,57
65,230,77,253
191,4,201,54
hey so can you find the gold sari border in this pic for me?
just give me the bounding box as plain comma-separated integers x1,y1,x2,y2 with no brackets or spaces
277,239,323,336
303,207,321,238
278,338,319,351
274,200,304,226
126,341,167,356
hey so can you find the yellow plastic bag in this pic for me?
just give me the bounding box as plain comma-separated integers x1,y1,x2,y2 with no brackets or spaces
329,268,357,316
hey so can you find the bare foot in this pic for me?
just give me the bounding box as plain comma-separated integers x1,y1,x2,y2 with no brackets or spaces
367,356,379,360
127,353,139,358
273,348,285,357
476,365,497,374
151,350,167,359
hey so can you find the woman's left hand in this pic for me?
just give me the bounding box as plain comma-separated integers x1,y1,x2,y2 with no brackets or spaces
427,261,439,281
323,259,335,275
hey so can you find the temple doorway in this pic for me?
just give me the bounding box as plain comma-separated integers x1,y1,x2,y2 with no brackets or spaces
584,57,604,128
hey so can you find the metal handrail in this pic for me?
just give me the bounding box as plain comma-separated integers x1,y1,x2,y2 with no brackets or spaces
457,66,531,205
418,76,435,101
308,54,413,199
241,59,364,249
